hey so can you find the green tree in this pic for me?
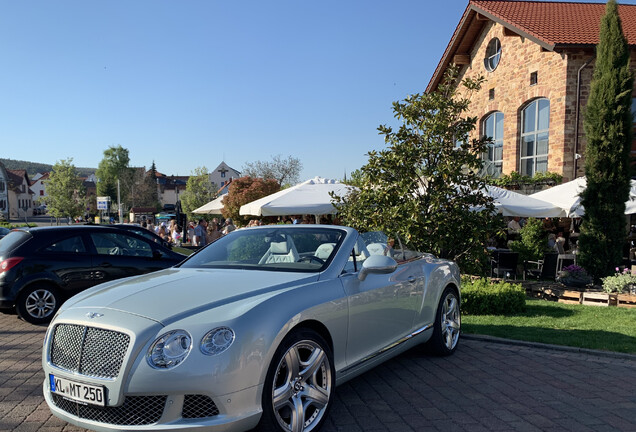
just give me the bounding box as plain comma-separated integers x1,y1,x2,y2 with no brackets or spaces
578,0,634,280
343,168,365,188
333,68,497,274
222,176,280,226
42,159,86,222
241,154,302,187
95,145,133,212
180,167,216,219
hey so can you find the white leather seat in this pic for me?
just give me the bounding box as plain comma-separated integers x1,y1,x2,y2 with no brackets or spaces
259,239,299,264
366,242,387,256
315,243,335,260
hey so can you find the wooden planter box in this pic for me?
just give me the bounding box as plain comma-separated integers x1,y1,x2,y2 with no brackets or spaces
617,294,636,308
581,292,617,307
558,290,582,305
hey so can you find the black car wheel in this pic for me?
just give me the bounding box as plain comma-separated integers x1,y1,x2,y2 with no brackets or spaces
258,328,334,432
425,286,461,356
16,284,61,325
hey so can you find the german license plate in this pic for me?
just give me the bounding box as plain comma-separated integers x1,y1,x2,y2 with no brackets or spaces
49,374,105,406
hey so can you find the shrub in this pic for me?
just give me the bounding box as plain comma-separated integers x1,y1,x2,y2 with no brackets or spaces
510,217,549,263
461,277,526,315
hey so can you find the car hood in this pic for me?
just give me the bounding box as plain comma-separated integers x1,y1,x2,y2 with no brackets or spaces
61,268,319,325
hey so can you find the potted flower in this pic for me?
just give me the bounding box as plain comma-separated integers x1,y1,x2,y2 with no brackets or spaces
602,267,636,294
557,264,593,288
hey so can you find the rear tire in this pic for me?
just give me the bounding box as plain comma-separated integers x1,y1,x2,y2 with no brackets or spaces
257,328,334,432
16,284,61,325
425,286,461,356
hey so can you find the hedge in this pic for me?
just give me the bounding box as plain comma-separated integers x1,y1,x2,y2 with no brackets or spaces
461,277,526,315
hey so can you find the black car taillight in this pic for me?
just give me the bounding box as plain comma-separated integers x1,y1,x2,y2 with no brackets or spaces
0,257,23,274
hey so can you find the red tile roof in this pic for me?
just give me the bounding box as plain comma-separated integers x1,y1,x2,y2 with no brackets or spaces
427,1,636,92
472,1,636,47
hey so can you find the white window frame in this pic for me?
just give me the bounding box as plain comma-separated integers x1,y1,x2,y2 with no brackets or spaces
482,112,504,177
520,99,550,177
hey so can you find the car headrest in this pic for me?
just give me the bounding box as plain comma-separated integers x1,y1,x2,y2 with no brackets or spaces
270,241,289,254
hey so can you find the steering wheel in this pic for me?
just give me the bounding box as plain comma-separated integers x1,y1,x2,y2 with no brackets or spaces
298,256,325,265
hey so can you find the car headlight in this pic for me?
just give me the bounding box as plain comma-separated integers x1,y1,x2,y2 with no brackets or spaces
200,327,235,355
147,330,192,369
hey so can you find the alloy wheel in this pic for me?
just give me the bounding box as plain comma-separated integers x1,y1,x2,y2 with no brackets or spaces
271,339,333,432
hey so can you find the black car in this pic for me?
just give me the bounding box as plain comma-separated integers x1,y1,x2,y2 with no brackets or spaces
0,225,186,324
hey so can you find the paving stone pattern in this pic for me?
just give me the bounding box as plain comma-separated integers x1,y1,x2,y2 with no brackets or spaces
1,310,635,432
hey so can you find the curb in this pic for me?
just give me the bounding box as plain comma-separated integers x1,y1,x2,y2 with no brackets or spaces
461,333,636,361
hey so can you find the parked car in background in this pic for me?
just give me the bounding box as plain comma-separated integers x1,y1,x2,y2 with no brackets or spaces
0,227,10,239
0,225,186,324
33,205,47,216
42,225,461,432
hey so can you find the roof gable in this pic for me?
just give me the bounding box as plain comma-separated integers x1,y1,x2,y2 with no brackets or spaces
427,1,636,92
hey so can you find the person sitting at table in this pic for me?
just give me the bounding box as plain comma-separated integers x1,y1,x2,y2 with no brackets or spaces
507,217,522,240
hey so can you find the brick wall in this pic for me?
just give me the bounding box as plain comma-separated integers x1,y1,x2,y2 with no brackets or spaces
456,22,571,179
453,22,636,183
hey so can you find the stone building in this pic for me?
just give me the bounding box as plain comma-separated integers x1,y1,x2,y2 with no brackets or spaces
428,0,636,182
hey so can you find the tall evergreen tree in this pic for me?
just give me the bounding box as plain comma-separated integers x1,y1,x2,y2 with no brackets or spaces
578,0,634,279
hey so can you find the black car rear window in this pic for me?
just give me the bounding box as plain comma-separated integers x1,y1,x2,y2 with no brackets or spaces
0,230,31,255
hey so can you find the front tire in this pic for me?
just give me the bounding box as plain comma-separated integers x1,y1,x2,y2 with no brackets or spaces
425,286,461,356
258,328,334,432
16,284,61,325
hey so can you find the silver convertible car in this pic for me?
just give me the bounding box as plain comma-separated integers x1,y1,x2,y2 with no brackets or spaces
42,225,461,432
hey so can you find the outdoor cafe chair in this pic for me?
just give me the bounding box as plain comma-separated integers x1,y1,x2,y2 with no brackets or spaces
491,250,519,280
523,252,558,281
555,241,576,275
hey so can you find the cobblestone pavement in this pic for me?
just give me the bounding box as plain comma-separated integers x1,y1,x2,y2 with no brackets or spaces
1,310,635,432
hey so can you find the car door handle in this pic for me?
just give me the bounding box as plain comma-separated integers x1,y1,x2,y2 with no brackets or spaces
98,262,112,267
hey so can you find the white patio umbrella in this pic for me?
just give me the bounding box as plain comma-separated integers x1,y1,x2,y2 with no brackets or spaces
485,185,566,218
529,177,636,217
239,177,356,220
192,194,227,214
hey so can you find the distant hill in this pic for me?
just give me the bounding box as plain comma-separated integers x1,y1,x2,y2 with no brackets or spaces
0,158,96,178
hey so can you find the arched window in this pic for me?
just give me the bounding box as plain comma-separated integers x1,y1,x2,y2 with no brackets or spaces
520,99,550,176
482,112,504,177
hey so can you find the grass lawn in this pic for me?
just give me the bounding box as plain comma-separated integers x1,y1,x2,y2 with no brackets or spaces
462,299,636,354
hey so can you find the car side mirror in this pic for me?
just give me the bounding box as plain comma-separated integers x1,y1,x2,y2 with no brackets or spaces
152,250,163,260
358,255,398,281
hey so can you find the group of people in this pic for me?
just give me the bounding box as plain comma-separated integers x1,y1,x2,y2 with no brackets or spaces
505,216,579,252
138,213,343,248
186,218,237,247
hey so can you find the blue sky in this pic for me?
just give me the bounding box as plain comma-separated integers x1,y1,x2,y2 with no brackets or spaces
0,0,630,181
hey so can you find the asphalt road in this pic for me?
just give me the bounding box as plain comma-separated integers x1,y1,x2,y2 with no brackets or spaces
1,310,635,432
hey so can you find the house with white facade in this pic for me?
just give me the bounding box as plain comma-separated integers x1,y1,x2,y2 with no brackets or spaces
6,169,34,218
209,162,241,190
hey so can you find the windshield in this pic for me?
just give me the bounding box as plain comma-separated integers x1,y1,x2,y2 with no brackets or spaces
180,227,346,272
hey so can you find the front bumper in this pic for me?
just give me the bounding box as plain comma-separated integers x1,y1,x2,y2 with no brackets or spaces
43,379,262,432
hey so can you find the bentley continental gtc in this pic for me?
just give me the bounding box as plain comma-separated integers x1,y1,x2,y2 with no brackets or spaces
42,225,461,432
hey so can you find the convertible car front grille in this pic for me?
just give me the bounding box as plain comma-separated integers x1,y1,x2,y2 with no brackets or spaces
182,394,220,418
50,324,130,379
52,394,166,425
